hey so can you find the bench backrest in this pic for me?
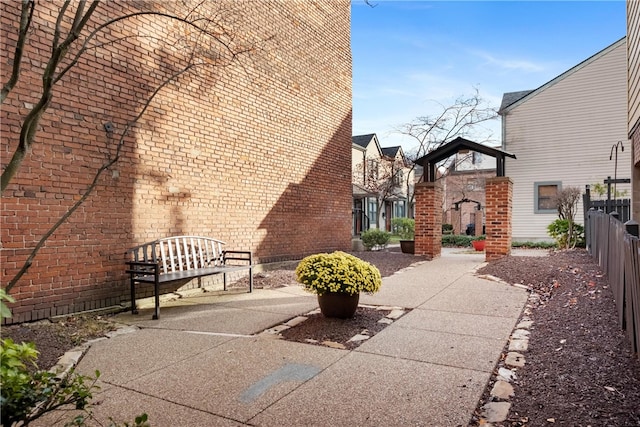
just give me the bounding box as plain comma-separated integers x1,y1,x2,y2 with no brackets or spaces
127,236,226,275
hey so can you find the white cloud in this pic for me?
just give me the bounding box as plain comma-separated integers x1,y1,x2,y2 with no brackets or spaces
471,50,547,73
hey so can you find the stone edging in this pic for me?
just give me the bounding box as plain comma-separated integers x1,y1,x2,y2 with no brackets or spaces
50,325,139,377
259,304,408,349
475,278,540,425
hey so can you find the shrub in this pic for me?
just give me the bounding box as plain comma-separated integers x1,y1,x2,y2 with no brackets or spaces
391,218,415,240
547,219,585,248
360,228,391,251
442,223,454,235
295,251,382,296
512,241,557,249
0,291,148,427
441,234,474,247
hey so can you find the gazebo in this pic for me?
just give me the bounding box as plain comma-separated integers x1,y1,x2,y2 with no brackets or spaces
413,137,517,261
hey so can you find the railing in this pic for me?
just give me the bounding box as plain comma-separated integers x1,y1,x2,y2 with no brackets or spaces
586,210,640,358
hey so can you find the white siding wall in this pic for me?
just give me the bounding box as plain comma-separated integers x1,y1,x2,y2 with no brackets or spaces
503,39,631,241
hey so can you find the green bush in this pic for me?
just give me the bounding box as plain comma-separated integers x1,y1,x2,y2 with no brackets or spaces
512,241,557,249
0,290,148,427
391,217,415,240
361,228,391,250
442,223,454,235
547,219,585,248
441,234,474,247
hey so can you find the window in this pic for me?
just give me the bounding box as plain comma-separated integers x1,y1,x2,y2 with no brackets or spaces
534,182,561,213
394,201,406,218
366,159,378,181
368,200,378,225
392,169,403,186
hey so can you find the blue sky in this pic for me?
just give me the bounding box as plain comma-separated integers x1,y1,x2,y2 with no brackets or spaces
351,1,627,152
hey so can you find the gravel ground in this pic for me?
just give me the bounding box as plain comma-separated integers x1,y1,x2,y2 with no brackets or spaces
3,247,640,427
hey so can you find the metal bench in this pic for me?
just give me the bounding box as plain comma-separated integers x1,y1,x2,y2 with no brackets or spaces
126,236,252,319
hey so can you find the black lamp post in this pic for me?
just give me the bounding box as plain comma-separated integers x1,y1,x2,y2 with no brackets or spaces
609,141,624,212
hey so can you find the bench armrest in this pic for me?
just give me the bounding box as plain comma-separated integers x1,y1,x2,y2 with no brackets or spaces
126,261,159,276
222,250,252,266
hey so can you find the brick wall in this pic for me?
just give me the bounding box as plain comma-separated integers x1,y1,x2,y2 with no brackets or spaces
414,182,442,259
442,170,494,234
1,1,352,323
485,177,513,261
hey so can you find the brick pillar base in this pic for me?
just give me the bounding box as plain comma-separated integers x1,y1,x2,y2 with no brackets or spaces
415,182,442,259
485,177,513,261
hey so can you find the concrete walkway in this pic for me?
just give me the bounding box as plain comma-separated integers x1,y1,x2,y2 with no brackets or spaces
51,249,529,426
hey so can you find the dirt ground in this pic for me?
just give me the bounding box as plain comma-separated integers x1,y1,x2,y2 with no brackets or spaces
3,247,640,426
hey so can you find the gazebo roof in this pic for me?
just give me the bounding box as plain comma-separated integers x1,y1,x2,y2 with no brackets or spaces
415,137,516,182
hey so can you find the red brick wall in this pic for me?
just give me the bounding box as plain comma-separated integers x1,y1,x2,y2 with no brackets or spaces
485,177,513,261
1,1,352,323
414,182,442,259
442,170,494,234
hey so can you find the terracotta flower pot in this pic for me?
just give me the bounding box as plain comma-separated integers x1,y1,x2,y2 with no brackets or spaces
472,240,485,251
317,292,360,318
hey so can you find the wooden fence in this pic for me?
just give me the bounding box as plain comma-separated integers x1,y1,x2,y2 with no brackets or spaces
586,210,640,357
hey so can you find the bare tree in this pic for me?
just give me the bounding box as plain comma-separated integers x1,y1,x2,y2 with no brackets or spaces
1,0,268,292
551,186,582,249
396,89,497,210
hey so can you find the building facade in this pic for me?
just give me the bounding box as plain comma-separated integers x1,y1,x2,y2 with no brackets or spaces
499,38,631,241
351,134,413,234
1,1,352,322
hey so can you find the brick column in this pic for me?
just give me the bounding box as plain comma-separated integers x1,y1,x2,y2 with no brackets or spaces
474,207,484,236
485,177,513,261
415,182,442,259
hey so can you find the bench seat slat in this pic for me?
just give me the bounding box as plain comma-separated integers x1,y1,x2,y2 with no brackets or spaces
131,265,252,283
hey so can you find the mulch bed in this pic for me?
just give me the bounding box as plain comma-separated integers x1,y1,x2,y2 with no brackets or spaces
279,306,395,350
473,249,640,426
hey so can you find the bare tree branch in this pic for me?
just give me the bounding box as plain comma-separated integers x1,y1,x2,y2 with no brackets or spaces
395,89,497,212
2,1,266,290
1,2,259,193
1,0,34,104
4,62,202,293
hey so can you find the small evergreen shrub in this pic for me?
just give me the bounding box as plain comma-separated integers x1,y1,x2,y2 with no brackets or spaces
442,223,454,234
547,219,585,248
441,234,474,247
360,228,391,251
391,218,415,240
512,241,557,249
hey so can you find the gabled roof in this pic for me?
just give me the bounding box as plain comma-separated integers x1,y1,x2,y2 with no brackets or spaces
352,134,377,149
499,90,534,112
415,137,516,182
381,146,403,159
499,36,626,115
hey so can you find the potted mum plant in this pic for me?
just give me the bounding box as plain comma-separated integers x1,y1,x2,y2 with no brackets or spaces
295,251,382,318
471,235,486,251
